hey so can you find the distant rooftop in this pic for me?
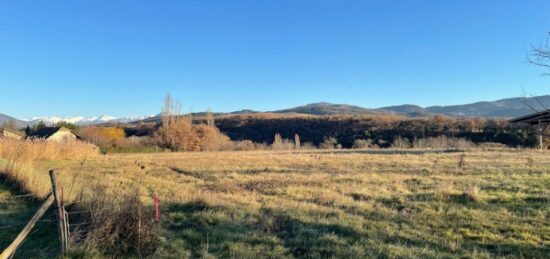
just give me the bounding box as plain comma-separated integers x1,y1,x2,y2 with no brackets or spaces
509,109,550,125
0,127,25,136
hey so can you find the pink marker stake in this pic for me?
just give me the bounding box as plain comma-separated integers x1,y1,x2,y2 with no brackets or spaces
154,192,159,223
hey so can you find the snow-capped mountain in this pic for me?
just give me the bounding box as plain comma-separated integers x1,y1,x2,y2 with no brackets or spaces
28,115,155,126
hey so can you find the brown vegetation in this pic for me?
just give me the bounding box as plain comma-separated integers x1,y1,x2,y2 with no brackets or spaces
412,136,475,149
155,95,232,151
78,126,126,146
1,149,545,258
1,137,549,258
216,114,532,148
0,138,97,164
0,138,97,198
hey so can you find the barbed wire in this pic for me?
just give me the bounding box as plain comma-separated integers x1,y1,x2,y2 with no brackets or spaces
5,193,34,199
0,211,57,230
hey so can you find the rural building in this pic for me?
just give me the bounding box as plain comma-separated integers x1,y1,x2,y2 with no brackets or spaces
27,127,80,142
0,127,24,140
510,110,550,149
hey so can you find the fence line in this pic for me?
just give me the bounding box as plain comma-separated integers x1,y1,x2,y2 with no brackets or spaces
2,171,162,258
0,194,54,259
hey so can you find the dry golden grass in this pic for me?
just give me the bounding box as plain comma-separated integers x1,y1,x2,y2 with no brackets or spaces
2,147,549,258
0,138,98,163
0,138,98,197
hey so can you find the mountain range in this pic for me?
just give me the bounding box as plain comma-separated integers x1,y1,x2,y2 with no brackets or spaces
0,115,156,128
1,95,549,127
275,95,550,118
27,115,155,126
378,95,550,118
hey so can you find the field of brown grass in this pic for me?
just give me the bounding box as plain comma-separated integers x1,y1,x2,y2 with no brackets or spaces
2,147,549,258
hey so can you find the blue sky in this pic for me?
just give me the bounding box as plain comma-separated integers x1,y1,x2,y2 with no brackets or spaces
0,1,549,118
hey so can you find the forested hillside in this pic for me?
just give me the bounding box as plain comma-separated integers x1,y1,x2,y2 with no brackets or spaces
215,114,535,148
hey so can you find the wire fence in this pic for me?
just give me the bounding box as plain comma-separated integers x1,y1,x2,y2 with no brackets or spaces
0,195,57,231
1,169,161,258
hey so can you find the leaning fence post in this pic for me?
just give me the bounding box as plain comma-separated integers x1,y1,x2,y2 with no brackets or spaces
0,194,55,259
49,169,67,255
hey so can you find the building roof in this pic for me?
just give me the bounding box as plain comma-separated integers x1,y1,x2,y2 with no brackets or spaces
0,127,25,136
28,127,79,139
509,109,550,125
28,127,63,138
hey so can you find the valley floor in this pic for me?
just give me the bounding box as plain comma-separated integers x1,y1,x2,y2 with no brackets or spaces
5,149,550,258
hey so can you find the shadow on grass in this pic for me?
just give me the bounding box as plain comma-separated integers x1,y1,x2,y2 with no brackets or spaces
0,179,58,258
161,201,289,258
161,201,372,258
472,241,550,258
159,198,550,258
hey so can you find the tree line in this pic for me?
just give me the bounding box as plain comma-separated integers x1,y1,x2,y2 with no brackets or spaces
215,114,535,148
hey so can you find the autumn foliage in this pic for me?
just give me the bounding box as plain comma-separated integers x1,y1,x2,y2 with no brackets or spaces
78,126,126,146
155,95,232,151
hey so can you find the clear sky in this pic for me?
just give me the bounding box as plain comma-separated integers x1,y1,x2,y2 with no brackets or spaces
1,1,549,118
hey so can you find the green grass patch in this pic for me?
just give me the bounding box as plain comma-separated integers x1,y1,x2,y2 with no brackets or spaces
0,181,58,258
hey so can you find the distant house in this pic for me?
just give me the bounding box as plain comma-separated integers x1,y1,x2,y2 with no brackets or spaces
0,127,24,140
27,127,80,142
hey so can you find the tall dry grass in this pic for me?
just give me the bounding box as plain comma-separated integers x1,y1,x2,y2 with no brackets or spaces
0,139,163,257
412,136,475,149
0,138,98,198
0,138,98,163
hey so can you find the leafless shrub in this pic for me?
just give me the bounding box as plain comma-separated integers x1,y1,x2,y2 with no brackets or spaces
231,140,268,151
271,133,295,150
391,136,411,149
294,134,301,150
155,94,232,151
413,136,475,150
300,142,317,150
77,184,160,257
476,142,508,150
352,139,377,149
463,185,481,203
320,137,341,149
458,154,467,168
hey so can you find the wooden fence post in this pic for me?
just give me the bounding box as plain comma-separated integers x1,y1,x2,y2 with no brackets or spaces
0,194,55,259
49,169,67,255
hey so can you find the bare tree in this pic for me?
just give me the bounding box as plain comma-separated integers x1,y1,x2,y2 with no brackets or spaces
294,134,301,150
272,133,283,150
521,87,547,113
206,107,214,127
2,120,17,131
158,94,195,151
521,41,550,150
527,33,550,76
162,94,182,126
522,33,550,113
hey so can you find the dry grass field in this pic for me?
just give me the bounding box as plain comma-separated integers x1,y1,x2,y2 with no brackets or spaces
2,148,547,258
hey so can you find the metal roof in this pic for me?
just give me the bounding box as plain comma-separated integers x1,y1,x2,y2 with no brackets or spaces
27,127,81,139
28,127,63,138
509,109,550,125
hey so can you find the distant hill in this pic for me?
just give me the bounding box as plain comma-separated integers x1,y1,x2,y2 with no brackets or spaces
230,109,260,115
0,113,28,128
3,95,550,127
380,96,550,118
376,104,431,117
272,102,375,115
272,96,550,117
